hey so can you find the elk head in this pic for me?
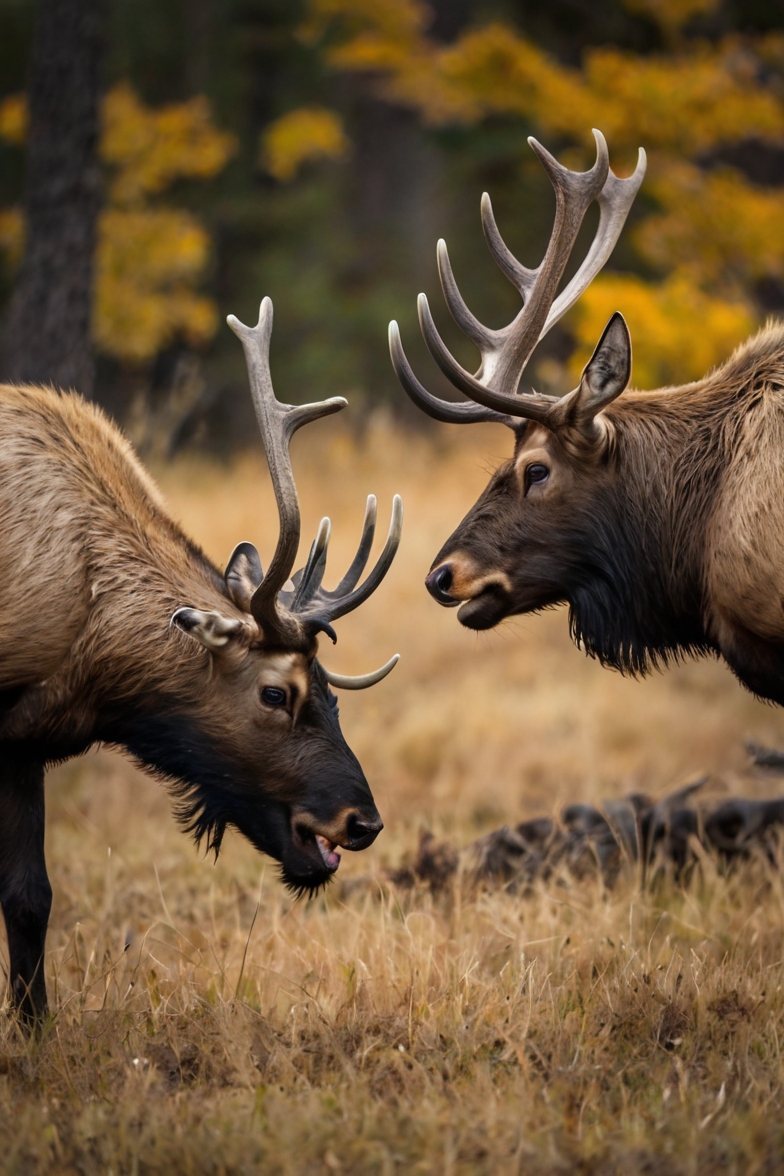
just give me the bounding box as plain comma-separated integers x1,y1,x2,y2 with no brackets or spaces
390,131,645,635
167,297,402,894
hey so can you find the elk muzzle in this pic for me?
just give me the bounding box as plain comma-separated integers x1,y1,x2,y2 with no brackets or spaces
292,805,384,876
426,558,513,630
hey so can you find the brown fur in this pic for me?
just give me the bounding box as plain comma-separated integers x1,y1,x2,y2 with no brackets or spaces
427,322,784,705
1,383,228,732
0,383,383,1019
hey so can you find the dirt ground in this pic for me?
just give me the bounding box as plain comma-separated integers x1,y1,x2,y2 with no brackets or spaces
2,419,784,1174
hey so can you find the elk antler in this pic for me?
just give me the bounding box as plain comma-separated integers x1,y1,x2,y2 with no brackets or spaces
390,130,646,428
228,298,402,685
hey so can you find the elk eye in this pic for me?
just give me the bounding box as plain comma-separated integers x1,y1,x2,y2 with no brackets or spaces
261,686,287,707
526,463,550,492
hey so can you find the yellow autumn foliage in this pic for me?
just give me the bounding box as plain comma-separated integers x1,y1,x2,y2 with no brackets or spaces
577,41,784,154
262,106,349,181
303,0,452,121
301,0,427,47
101,83,236,206
323,15,784,154
0,93,27,145
570,273,755,390
0,84,235,363
0,208,23,267
96,209,216,362
434,24,586,127
637,161,784,284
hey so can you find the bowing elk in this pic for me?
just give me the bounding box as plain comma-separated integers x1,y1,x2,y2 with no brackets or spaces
0,296,402,1019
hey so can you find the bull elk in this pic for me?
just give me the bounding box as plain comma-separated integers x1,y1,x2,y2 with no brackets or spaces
0,296,402,1020
391,129,784,705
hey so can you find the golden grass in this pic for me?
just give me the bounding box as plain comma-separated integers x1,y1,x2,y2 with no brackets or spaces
4,418,784,1173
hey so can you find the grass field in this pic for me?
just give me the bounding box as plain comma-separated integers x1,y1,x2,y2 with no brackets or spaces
3,418,784,1174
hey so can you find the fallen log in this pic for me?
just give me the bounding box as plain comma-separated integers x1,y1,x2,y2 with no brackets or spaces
371,749,784,896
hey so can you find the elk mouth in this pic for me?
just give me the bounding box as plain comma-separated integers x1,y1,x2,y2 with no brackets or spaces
291,821,342,879
284,805,384,893
426,563,512,628
457,584,511,630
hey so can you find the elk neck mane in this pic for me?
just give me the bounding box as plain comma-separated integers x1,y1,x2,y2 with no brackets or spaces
567,319,784,676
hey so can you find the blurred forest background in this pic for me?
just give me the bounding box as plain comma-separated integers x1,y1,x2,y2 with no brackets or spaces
1,0,784,451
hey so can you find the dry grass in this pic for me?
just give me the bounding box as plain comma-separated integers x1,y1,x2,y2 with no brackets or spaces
4,417,784,1173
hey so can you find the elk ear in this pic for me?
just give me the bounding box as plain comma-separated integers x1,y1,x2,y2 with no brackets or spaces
171,608,246,651
574,312,631,422
225,542,263,612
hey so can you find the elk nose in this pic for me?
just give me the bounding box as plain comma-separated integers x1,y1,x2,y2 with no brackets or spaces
425,563,458,605
344,811,384,851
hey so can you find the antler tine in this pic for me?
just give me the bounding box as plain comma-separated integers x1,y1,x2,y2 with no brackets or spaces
324,653,400,691
417,294,558,424
308,495,403,626
542,147,647,336
389,320,512,426
227,297,346,640
322,495,377,600
290,516,331,611
436,238,501,354
480,192,538,297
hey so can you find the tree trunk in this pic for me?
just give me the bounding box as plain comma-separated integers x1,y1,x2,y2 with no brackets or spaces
4,0,104,398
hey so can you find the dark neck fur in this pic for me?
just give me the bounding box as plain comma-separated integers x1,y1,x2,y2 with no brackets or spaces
568,397,724,675
100,701,248,856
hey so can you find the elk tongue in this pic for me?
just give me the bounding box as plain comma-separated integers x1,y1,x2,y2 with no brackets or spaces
315,835,341,871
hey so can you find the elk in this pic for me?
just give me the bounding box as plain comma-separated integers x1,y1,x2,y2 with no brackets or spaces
391,129,784,706
0,296,402,1021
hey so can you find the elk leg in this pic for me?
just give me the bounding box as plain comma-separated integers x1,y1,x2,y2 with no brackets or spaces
0,751,51,1022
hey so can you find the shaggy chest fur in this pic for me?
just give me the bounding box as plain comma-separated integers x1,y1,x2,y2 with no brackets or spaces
577,326,784,701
